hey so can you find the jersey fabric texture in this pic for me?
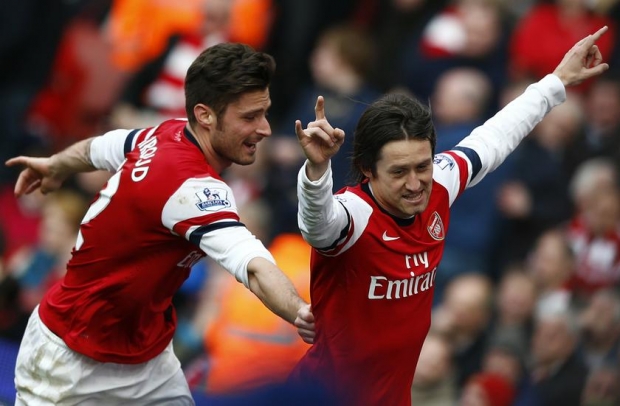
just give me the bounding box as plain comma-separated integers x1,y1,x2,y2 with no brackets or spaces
38,119,271,364
292,74,566,405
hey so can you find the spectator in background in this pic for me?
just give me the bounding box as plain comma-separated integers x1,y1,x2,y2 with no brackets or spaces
528,229,576,316
112,0,276,130
496,96,583,265
261,0,360,127
360,0,450,92
0,188,45,267
0,0,89,185
530,308,588,406
431,67,512,299
0,244,29,343
581,363,620,406
565,158,620,296
490,267,537,348
578,289,620,370
564,73,620,177
482,326,541,406
459,372,516,406
509,0,616,93
186,199,312,396
410,332,457,406
6,190,88,313
433,273,494,388
399,0,511,107
264,23,381,238
276,23,381,191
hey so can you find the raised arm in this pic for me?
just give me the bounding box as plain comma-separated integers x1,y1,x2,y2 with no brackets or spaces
454,26,610,188
295,96,345,180
296,96,350,248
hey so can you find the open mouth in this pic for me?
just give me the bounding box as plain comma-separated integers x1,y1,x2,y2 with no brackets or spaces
403,190,424,204
243,142,257,153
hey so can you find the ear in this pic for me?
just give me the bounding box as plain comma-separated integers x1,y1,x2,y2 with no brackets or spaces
361,167,373,180
194,103,216,127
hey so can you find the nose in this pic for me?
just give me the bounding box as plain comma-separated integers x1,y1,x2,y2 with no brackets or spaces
406,171,421,190
257,116,271,138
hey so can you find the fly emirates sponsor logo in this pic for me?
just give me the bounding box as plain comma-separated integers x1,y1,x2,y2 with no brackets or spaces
368,252,437,300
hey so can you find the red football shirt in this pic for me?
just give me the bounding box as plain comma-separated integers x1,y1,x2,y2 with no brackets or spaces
39,119,273,364
293,74,567,405
292,151,469,405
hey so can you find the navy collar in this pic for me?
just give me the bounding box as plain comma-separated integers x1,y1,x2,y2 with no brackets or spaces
361,182,415,227
184,126,202,151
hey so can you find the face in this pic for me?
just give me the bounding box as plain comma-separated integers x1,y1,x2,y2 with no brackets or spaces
483,349,521,384
497,274,536,324
210,89,271,167
532,318,573,365
413,336,451,386
529,232,571,288
364,139,433,218
580,294,618,340
459,382,490,406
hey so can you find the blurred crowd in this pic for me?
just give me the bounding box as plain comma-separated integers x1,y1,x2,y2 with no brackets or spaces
1,0,620,405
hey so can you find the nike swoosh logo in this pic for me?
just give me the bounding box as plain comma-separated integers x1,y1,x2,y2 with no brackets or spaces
382,231,400,241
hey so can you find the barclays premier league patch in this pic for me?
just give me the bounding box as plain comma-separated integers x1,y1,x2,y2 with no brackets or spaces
433,154,455,171
195,187,231,211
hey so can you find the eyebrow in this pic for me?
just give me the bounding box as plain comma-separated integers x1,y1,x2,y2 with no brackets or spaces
241,105,271,116
390,157,432,169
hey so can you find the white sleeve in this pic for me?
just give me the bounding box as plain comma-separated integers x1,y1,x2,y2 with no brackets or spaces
161,176,273,288
455,74,566,187
297,160,350,248
90,129,138,172
197,225,274,288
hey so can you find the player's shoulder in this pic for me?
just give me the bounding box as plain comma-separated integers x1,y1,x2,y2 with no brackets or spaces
172,176,236,212
335,185,373,211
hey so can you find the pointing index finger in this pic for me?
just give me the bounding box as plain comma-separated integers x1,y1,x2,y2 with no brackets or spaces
584,26,609,47
315,96,325,121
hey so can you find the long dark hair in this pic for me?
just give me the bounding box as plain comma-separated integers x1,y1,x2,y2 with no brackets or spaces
351,93,436,183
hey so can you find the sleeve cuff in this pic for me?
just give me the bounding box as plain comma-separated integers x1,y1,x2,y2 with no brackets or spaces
299,160,332,190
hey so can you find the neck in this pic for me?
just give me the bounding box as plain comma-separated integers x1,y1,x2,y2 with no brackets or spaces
186,123,230,174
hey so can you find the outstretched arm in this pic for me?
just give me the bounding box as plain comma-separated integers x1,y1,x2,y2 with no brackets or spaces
247,257,315,344
5,128,137,197
5,138,96,197
453,26,610,188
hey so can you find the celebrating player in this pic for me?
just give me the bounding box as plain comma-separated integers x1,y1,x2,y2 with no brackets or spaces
291,27,610,405
7,43,314,405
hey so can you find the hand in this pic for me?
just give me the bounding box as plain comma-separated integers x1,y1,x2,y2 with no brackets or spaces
553,26,610,87
295,96,345,179
497,181,532,219
294,303,315,344
5,155,65,197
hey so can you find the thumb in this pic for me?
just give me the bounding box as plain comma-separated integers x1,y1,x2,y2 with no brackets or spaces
585,62,610,79
295,120,305,141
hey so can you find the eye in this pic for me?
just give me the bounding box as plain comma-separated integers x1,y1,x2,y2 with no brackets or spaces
417,163,430,172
